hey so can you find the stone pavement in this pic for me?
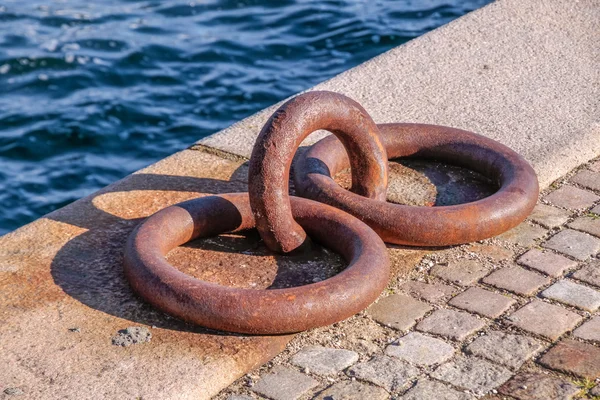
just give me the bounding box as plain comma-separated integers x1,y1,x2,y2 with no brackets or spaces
218,159,600,399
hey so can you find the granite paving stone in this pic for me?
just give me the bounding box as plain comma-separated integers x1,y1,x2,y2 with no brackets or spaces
592,204,600,214
571,169,600,191
431,356,512,395
528,204,571,229
465,331,543,369
431,259,489,286
568,216,600,238
543,185,600,209
399,280,457,303
251,366,318,400
448,287,516,318
591,385,600,397
517,249,578,277
498,372,580,400
483,265,550,296
366,294,432,331
495,223,547,247
571,260,600,287
385,332,455,366
314,381,388,400
346,355,419,392
543,229,600,260
573,316,600,342
227,395,254,400
290,346,358,376
416,309,486,341
506,300,582,340
539,339,600,379
541,280,600,312
401,379,474,400
590,161,600,172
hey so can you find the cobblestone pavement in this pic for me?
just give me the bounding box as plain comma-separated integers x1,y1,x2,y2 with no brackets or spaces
217,159,600,400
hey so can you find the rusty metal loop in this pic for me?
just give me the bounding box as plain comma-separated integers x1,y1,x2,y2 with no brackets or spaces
248,91,388,253
123,193,390,334
294,123,539,246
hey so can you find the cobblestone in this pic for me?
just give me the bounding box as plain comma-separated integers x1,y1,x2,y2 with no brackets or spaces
347,355,419,392
401,379,474,400
251,366,318,400
416,309,486,341
541,280,600,312
227,395,254,400
465,331,543,369
314,381,388,400
573,316,600,342
539,339,600,379
528,204,571,229
506,300,582,340
543,185,600,209
449,287,516,318
483,265,550,296
593,204,600,214
517,249,578,277
495,223,547,247
571,169,600,191
568,215,600,238
290,346,358,376
591,385,600,397
399,280,457,303
431,259,489,286
431,356,512,395
543,229,600,260
366,294,432,331
385,332,455,366
498,372,580,400
571,260,600,287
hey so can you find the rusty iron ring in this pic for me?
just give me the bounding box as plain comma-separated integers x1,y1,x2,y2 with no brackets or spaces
294,123,539,246
248,91,388,253
123,193,390,334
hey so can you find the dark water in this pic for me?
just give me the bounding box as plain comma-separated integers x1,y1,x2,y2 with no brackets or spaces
0,0,490,235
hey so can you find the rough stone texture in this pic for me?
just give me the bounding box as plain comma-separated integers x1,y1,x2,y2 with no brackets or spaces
399,280,457,303
571,260,600,288
402,379,474,400
226,396,254,400
314,381,388,400
517,249,578,277
346,355,419,392
591,385,600,397
290,346,358,376
483,266,550,296
496,223,547,247
416,309,486,341
544,229,600,260
449,287,516,318
251,366,318,400
111,326,152,347
528,204,571,229
506,301,582,340
593,205,600,214
366,294,432,331
498,372,580,400
385,332,455,366
539,339,600,379
568,216,600,238
0,150,292,400
431,356,512,395
541,280,600,312
573,316,600,342
572,169,600,192
431,259,489,286
199,0,600,191
465,331,543,369
543,185,600,210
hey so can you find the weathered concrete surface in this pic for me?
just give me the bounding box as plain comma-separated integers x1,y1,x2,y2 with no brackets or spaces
200,0,600,189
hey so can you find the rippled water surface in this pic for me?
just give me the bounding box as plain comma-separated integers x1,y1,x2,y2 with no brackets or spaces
0,0,490,235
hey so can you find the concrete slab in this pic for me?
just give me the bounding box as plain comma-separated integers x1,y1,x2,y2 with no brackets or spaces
199,0,600,189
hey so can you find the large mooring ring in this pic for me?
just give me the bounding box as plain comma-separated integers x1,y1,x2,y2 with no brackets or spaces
294,123,539,246
123,193,390,334
248,91,388,253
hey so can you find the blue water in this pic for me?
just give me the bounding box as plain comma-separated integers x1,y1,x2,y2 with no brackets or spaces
0,0,490,235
